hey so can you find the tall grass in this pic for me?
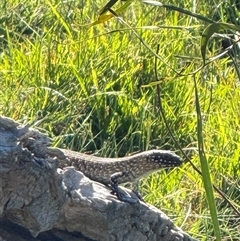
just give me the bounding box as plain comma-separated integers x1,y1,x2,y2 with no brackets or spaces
0,0,239,240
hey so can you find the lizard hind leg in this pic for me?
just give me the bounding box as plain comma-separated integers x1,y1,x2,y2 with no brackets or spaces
131,181,144,202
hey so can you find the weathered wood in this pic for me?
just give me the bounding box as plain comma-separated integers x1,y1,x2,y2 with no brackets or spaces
0,116,198,241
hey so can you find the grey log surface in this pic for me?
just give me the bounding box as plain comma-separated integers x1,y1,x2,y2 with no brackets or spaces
0,116,198,241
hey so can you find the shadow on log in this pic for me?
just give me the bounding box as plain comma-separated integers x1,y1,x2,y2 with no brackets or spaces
0,116,198,241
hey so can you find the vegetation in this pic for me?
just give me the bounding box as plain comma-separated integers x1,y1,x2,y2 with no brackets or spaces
0,0,239,240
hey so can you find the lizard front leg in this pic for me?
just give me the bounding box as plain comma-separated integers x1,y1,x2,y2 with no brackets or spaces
110,171,140,204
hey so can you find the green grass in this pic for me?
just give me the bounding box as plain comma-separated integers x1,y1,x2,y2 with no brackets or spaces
1,0,240,240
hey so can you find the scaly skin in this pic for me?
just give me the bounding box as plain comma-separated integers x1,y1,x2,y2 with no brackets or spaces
47,148,183,203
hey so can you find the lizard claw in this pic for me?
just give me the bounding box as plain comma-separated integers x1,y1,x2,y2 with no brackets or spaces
111,187,140,204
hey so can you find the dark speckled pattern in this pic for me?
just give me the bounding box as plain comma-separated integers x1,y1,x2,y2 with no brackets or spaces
57,149,183,185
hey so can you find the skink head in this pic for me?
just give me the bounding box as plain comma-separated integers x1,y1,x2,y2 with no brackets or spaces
147,150,183,167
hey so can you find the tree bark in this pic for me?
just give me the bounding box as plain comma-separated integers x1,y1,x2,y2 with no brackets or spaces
0,116,198,241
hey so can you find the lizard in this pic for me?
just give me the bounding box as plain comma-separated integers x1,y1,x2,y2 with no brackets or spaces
47,148,183,203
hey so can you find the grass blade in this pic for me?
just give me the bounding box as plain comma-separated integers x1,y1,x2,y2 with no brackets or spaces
193,75,221,241
142,1,216,23
201,22,240,64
